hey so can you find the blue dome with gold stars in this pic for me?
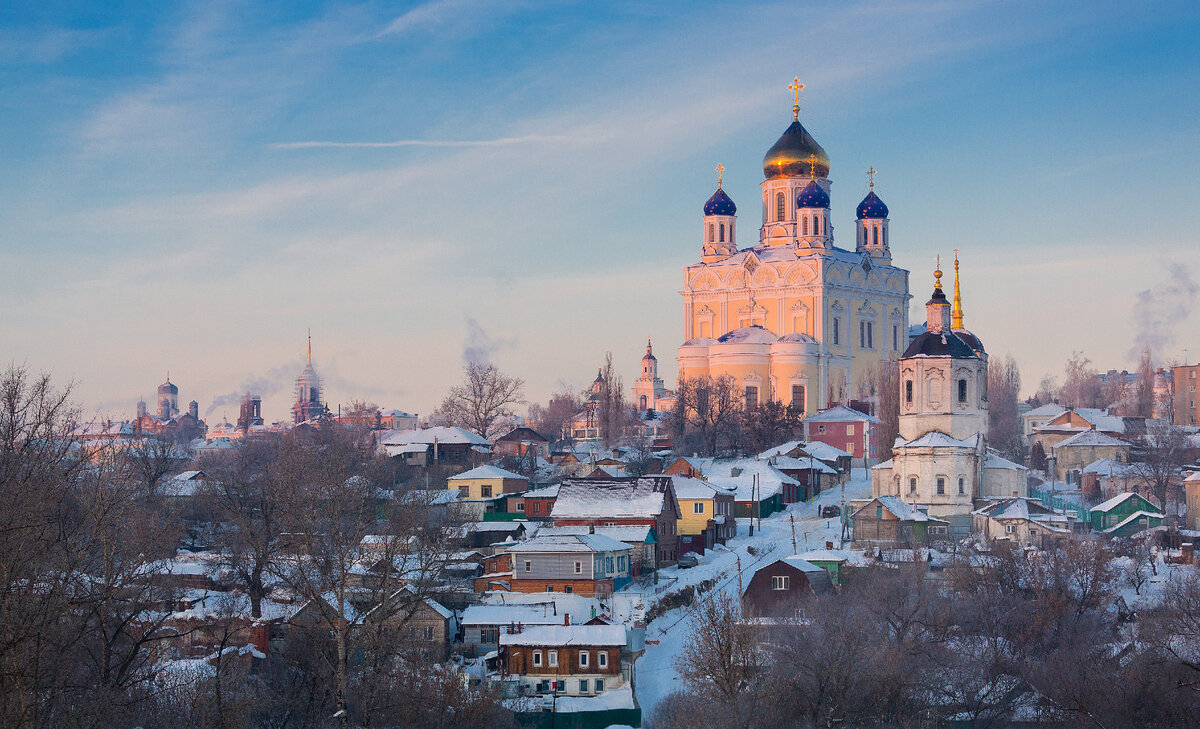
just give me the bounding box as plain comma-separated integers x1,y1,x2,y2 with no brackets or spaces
796,180,829,209
703,187,736,216
856,191,889,219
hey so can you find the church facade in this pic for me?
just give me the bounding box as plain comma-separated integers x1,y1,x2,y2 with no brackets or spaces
871,259,1027,527
677,82,911,414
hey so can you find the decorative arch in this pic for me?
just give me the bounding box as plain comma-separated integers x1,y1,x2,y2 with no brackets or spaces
752,267,779,286
725,269,748,288
785,263,817,285
691,272,721,291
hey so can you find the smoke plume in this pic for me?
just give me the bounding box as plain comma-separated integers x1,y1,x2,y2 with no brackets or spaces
462,317,515,366
206,363,299,418
1129,261,1198,360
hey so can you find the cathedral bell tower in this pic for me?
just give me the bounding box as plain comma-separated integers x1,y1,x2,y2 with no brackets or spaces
856,168,891,263
701,164,737,263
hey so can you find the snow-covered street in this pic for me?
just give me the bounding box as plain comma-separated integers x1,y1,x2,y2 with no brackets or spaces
630,468,873,721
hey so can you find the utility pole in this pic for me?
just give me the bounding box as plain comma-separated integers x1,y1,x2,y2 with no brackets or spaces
736,554,743,595
790,512,798,555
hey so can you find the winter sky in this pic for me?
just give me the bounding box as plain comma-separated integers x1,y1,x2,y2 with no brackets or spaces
3,1,1200,421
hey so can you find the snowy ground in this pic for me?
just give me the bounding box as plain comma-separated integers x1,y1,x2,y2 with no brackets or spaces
629,468,873,723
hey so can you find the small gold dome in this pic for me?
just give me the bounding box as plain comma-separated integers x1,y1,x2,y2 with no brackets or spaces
762,120,830,179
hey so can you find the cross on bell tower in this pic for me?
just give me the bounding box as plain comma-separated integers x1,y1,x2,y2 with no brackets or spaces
715,163,725,188
789,77,804,121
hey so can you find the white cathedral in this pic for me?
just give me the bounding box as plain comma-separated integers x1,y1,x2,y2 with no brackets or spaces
871,258,1027,524
674,80,911,414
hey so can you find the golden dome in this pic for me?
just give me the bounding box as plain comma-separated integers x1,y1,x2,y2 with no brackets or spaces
762,119,830,179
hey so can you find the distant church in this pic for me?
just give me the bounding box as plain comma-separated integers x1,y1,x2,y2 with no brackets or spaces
676,80,911,414
292,333,328,425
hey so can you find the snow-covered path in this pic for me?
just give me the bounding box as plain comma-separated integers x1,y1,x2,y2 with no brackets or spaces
630,468,873,723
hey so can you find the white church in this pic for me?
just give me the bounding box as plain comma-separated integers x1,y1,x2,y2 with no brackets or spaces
871,257,1027,528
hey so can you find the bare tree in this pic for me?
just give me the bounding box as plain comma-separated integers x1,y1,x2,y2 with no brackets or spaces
671,375,744,456
1060,352,1103,409
597,352,631,448
433,361,525,439
876,359,900,461
988,354,1024,461
676,592,765,706
123,435,185,501
1132,422,1189,523
526,384,582,444
740,398,802,454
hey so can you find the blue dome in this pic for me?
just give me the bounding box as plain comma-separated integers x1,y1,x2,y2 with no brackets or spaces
856,190,889,219
796,180,829,209
703,187,736,216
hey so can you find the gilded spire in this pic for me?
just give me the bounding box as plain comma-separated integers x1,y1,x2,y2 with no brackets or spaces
951,249,965,330
934,256,943,293
788,77,804,121
307,328,312,365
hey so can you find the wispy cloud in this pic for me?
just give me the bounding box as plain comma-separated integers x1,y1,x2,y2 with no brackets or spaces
375,0,498,38
270,133,583,149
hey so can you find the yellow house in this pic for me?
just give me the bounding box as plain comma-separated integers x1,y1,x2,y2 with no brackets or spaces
446,465,529,501
671,475,736,553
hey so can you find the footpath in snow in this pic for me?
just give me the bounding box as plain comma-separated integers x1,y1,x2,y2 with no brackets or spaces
630,468,873,721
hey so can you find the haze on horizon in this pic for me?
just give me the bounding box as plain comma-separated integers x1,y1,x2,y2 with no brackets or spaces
2,0,1199,422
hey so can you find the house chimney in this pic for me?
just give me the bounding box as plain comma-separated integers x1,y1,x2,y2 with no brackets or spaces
589,524,595,534
825,541,833,550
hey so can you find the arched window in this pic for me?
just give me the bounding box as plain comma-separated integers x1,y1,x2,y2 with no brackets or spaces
895,475,901,494
909,477,917,493
873,226,879,246
958,477,965,495
719,222,725,242
708,224,714,242
905,380,913,404
936,477,946,495
776,192,785,221
802,215,809,235
958,379,968,403
639,395,647,410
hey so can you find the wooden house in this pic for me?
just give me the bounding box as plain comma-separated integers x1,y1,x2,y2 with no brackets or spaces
1090,492,1164,536
850,496,949,548
741,556,833,618
500,624,628,697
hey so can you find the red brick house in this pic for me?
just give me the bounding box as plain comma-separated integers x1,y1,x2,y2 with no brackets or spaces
803,404,883,466
523,484,559,520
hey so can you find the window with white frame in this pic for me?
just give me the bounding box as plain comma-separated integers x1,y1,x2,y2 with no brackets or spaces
846,424,855,435
771,575,790,590
693,502,704,514
533,650,543,667
548,651,558,667
524,560,531,572
598,651,608,668
574,560,582,574
579,651,589,668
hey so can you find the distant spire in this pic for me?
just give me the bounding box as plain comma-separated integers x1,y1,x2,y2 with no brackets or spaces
307,328,312,365
952,249,965,330
788,77,804,121
646,337,653,355
934,256,944,293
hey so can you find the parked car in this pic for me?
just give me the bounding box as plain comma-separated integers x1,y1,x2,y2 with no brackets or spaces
820,505,841,518
677,553,700,569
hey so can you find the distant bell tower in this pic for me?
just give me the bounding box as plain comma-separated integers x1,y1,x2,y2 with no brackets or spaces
856,167,891,263
701,164,737,263
632,338,668,412
292,331,326,425
157,376,179,420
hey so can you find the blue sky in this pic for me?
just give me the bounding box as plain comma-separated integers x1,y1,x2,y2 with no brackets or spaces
3,1,1200,421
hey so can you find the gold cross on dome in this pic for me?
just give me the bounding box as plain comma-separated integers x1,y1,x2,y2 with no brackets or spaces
715,163,725,188
789,77,804,120
807,153,818,177
868,166,877,190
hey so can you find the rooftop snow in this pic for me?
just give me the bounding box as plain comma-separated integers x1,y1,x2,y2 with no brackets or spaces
449,464,529,481
499,624,626,647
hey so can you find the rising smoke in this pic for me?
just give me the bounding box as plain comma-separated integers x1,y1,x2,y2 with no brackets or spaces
1128,261,1198,360
205,363,300,418
462,317,515,366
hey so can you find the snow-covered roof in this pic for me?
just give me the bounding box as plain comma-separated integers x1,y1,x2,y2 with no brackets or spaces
703,459,798,501
803,404,881,424
536,525,655,544
853,496,946,523
551,477,678,520
782,556,826,573
524,484,560,498
770,455,837,474
461,604,567,627
758,441,805,459
799,441,853,461
896,431,979,449
872,458,894,470
449,464,529,482
507,534,631,554
1090,492,1158,514
380,426,492,446
499,624,626,647
1082,458,1138,476
670,475,728,500
1103,510,1163,534
1053,429,1127,449
1024,403,1067,418
397,489,461,505
161,470,210,497
983,452,1027,471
